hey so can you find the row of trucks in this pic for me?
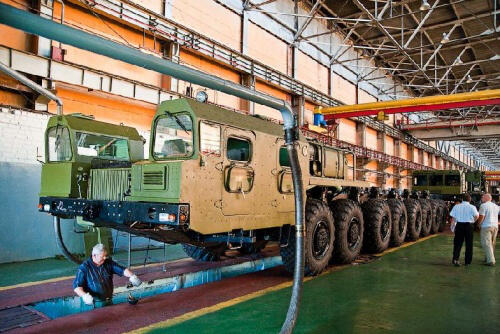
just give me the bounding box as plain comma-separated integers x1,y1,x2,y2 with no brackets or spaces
39,98,450,275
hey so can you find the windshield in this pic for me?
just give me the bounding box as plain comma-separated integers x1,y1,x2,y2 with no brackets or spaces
153,113,193,159
76,132,129,161
47,126,72,162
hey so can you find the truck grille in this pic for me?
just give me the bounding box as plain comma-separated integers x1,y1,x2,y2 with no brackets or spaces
142,166,167,190
89,168,130,201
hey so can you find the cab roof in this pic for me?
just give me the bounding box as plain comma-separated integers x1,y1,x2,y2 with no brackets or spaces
47,114,142,141
156,98,292,138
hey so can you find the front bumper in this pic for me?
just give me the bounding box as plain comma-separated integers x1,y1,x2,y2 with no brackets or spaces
39,197,189,228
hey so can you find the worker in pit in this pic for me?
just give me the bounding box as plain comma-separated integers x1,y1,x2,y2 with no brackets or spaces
73,243,142,305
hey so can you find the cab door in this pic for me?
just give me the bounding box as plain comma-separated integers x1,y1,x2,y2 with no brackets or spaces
221,127,256,216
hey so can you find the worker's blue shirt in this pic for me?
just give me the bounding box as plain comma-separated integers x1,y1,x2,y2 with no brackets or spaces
73,257,125,300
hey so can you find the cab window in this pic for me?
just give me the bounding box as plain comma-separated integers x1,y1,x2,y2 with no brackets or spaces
47,126,72,162
227,137,251,162
75,132,129,161
445,174,460,186
153,113,193,159
429,174,443,186
413,175,428,186
279,146,290,167
200,122,221,156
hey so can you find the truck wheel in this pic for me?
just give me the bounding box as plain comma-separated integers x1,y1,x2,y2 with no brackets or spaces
361,199,392,253
388,199,407,247
329,199,364,264
238,241,268,255
419,199,433,237
280,199,334,276
430,200,442,234
405,199,422,241
182,243,227,262
438,201,449,232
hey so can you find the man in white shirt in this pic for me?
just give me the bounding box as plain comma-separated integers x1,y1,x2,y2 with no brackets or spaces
450,194,479,266
478,193,499,266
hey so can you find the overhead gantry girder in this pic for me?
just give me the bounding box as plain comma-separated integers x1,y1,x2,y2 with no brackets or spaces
400,118,500,140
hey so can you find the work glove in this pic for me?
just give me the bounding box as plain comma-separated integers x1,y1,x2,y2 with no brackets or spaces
129,274,142,287
82,293,94,305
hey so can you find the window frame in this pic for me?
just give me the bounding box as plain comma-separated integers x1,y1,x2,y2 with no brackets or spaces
199,121,222,157
152,112,195,161
74,131,131,161
46,125,73,163
225,135,253,163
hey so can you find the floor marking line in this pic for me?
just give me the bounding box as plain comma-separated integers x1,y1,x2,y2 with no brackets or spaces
127,234,442,333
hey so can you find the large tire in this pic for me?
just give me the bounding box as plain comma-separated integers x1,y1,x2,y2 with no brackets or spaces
438,201,449,232
280,199,334,276
238,241,268,255
419,199,433,237
430,200,443,234
361,199,392,253
329,199,364,264
388,199,408,247
182,243,227,262
405,199,422,241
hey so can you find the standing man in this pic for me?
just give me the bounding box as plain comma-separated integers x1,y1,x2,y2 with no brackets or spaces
477,193,499,266
450,193,479,266
73,243,142,305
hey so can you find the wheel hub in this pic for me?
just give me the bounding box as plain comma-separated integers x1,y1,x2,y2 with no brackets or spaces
380,216,390,240
348,217,361,249
312,220,330,260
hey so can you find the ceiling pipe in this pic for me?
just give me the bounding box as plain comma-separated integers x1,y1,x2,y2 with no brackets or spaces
0,3,305,333
0,61,63,115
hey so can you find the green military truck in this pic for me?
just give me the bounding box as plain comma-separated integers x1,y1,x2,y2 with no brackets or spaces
412,169,485,206
40,98,447,275
39,113,144,257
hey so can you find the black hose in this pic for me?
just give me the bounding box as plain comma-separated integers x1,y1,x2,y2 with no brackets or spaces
54,216,82,265
280,140,305,334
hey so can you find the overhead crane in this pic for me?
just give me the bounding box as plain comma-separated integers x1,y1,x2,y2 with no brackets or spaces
314,89,500,121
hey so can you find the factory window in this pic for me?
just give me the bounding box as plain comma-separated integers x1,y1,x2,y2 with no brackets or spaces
200,122,221,156
47,126,72,162
153,113,193,159
227,137,251,162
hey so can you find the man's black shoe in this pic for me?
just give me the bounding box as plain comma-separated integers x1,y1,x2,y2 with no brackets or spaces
452,260,461,267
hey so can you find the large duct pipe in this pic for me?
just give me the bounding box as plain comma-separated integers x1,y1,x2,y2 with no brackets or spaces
0,61,63,115
0,3,304,332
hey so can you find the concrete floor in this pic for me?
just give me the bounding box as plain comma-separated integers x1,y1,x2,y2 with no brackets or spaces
0,234,498,333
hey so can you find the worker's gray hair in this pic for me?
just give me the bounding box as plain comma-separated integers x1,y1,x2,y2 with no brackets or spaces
483,193,492,201
92,243,107,256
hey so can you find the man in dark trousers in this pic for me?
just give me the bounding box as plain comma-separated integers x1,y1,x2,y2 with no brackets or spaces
450,193,479,266
73,243,142,305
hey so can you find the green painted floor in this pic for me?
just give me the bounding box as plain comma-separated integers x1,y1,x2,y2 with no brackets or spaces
0,245,186,287
157,234,499,334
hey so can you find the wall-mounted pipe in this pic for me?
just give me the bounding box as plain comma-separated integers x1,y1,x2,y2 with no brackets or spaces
0,61,63,115
0,3,304,332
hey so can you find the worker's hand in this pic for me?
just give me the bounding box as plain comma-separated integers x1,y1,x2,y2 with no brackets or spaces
129,275,142,287
82,293,94,305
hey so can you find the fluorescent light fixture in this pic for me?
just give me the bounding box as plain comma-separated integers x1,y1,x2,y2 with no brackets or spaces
420,0,431,10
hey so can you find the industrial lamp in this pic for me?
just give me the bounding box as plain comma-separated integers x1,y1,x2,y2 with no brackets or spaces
440,32,450,44
420,0,430,10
